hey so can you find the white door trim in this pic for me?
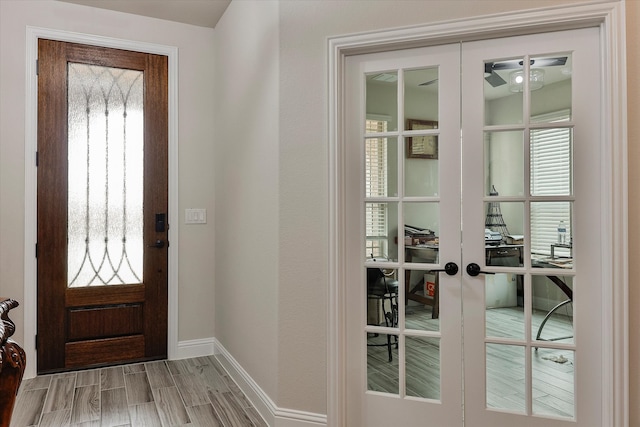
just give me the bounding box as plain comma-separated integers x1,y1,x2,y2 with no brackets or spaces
327,2,628,426
23,26,179,379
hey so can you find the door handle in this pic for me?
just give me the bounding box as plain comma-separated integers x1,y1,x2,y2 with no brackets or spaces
431,262,459,276
149,239,166,249
465,262,495,277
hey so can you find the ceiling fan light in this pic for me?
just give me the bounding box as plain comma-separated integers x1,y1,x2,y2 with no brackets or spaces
509,68,545,92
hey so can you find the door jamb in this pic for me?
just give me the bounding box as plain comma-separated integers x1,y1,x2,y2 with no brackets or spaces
327,2,628,426
23,27,179,379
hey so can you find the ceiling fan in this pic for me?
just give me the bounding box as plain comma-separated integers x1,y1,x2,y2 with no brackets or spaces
419,78,438,86
484,56,568,87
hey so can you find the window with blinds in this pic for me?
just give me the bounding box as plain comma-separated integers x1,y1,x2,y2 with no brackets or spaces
365,119,388,258
530,109,572,255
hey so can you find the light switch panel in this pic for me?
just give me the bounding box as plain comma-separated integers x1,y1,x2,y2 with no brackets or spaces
185,208,207,224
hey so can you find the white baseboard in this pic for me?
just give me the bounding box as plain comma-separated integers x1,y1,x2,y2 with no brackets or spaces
175,337,216,360
212,338,327,427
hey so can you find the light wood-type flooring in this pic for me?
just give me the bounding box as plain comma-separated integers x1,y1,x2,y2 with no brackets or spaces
10,355,267,427
368,303,575,419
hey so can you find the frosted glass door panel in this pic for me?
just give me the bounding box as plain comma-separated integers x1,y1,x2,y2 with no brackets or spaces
67,63,144,287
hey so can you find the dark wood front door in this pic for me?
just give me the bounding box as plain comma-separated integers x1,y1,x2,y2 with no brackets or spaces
36,39,169,373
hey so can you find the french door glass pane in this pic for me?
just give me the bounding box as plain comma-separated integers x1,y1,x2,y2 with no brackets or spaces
367,332,399,394
531,275,574,345
530,127,572,197
405,135,439,197
485,274,525,340
67,63,144,287
484,131,524,197
366,72,398,132
406,336,440,400
405,268,440,332
484,57,524,126
530,54,572,118
484,201,525,266
532,348,575,418
366,136,397,199
404,67,439,123
486,343,526,413
530,201,572,267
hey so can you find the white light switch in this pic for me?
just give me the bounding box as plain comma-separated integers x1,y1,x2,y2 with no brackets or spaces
185,208,207,224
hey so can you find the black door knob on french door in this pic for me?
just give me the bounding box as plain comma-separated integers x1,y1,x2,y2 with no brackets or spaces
465,262,495,277
431,262,459,276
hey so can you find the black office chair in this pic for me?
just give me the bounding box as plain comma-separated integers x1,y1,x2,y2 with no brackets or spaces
367,267,399,362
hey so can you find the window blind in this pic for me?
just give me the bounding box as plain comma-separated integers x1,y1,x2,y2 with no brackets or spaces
530,109,572,255
365,119,388,257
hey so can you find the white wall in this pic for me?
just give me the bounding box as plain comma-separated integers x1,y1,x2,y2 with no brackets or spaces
3,0,637,424
0,0,216,360
277,0,610,414
213,0,280,401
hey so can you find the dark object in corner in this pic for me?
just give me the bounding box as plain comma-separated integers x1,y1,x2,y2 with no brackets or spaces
0,298,26,427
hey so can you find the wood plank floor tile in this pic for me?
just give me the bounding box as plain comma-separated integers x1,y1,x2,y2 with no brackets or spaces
42,374,76,413
165,360,191,376
38,409,70,426
123,363,145,375
9,388,48,427
152,386,191,426
12,356,265,427
70,385,100,424
127,402,162,426
209,391,254,427
244,407,268,427
76,370,100,387
124,372,153,405
69,419,101,426
100,388,129,427
20,376,52,391
100,367,125,391
145,361,175,389
226,382,252,409
185,404,223,427
198,364,230,394
172,373,210,408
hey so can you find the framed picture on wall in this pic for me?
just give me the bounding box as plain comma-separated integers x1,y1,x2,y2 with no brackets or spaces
406,119,438,159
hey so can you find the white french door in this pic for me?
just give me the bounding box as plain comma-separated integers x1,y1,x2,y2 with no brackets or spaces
345,27,603,426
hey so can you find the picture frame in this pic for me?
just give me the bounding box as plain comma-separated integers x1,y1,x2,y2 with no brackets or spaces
406,119,438,159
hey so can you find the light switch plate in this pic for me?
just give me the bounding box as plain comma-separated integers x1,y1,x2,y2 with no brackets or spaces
185,208,207,224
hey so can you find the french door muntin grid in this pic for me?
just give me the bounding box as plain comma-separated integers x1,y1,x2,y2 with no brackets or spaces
476,52,576,417
362,60,577,416
67,62,145,287
363,66,443,399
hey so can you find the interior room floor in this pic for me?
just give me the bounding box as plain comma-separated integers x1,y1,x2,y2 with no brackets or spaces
368,305,575,419
10,355,267,427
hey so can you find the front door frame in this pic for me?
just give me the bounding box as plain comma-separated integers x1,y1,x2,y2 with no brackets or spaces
23,26,179,379
327,2,628,426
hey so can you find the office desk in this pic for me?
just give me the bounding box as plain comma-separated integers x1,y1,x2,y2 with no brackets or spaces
404,245,440,317
533,259,573,343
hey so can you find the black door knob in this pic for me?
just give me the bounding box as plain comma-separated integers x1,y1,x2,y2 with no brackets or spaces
444,262,459,276
431,262,459,276
466,262,495,277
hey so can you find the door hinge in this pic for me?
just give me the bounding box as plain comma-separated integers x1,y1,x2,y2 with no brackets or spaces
36,151,39,167
35,243,38,258
36,59,39,76
35,334,38,350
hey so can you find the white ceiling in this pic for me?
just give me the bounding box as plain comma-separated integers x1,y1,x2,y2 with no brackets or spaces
58,0,232,28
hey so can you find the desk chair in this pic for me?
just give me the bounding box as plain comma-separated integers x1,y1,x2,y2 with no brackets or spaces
367,267,399,362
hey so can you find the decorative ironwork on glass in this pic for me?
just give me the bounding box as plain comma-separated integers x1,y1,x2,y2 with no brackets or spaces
67,63,144,287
